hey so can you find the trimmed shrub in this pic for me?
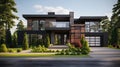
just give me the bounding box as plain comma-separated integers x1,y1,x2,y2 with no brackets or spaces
0,44,8,52
8,49,15,53
17,49,22,52
81,38,90,55
32,45,48,52
22,33,29,50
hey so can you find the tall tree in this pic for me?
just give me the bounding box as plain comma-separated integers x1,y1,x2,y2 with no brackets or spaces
100,18,110,32
12,31,18,48
22,33,29,50
5,29,12,47
0,0,18,47
0,0,18,29
17,20,25,31
110,0,120,45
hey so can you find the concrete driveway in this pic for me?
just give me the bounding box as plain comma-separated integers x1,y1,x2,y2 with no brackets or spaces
90,47,120,58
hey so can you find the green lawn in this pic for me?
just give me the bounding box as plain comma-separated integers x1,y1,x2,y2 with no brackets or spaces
0,53,89,58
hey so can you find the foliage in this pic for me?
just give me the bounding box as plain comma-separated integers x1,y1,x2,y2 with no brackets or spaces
44,34,50,48
5,29,12,48
0,44,8,52
0,0,18,29
80,37,90,55
0,26,5,45
8,48,22,53
17,48,22,52
32,45,47,52
100,19,110,32
56,43,82,55
17,20,25,31
110,0,120,45
22,33,29,50
12,31,18,48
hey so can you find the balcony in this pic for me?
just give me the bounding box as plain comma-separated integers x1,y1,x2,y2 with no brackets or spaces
45,22,70,30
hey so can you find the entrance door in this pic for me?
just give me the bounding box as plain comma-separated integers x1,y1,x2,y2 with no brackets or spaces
85,36,101,46
54,34,67,45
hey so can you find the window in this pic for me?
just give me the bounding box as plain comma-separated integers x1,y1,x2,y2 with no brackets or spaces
32,20,39,30
46,22,70,28
39,20,45,30
85,22,100,32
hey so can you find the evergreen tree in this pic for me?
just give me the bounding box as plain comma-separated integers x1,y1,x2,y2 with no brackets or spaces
45,34,50,48
22,33,29,50
12,31,18,47
0,0,18,29
17,20,25,31
0,0,18,47
6,29,12,47
109,0,120,45
80,37,90,54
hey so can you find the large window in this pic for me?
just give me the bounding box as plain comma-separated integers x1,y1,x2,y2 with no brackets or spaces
32,20,39,30
46,22,69,28
85,22,100,32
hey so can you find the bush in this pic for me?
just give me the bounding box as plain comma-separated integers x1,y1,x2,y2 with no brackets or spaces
32,45,48,52
22,33,29,50
17,49,22,52
81,38,90,55
56,43,82,55
0,44,8,52
8,49,15,53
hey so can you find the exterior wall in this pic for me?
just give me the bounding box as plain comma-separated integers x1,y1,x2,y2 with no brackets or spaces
22,12,108,47
27,19,32,30
70,24,85,43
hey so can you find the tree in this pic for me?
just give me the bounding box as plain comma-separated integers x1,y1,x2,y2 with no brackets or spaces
22,33,29,50
45,34,50,48
12,31,18,47
17,20,25,31
6,29,12,47
109,0,120,45
80,37,90,54
0,0,18,29
100,19,110,32
0,0,18,47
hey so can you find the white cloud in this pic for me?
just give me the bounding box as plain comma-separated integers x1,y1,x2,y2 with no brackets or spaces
34,5,71,14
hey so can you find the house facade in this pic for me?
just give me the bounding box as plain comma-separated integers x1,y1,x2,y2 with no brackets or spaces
18,12,108,47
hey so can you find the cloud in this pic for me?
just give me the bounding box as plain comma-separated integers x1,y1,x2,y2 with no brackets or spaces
34,5,71,14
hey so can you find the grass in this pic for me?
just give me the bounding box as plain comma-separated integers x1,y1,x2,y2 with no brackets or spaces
0,53,89,58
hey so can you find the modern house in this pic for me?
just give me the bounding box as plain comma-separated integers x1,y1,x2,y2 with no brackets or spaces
18,12,108,47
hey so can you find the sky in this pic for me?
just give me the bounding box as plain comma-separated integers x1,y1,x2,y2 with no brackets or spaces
12,0,117,34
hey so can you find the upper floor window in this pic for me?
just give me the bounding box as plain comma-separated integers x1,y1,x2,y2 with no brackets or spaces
32,20,39,30
51,22,69,28
39,20,45,30
85,22,100,32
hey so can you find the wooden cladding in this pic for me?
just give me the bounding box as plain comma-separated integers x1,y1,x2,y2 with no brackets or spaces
70,24,85,42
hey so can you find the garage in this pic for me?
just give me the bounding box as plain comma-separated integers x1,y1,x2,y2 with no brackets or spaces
85,36,101,47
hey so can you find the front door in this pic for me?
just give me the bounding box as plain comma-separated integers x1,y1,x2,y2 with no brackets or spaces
54,34,67,45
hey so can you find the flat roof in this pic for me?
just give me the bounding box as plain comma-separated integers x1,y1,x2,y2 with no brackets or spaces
79,16,107,19
23,14,70,19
